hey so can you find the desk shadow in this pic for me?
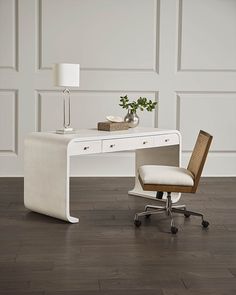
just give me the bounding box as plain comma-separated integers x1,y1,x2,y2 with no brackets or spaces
24,211,69,224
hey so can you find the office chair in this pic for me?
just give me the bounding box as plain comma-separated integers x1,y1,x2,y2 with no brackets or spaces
134,130,213,234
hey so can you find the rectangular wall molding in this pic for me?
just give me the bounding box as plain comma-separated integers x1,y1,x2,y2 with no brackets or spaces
36,90,158,132
36,0,160,73
0,0,18,71
177,0,236,72
0,89,18,155
176,91,236,153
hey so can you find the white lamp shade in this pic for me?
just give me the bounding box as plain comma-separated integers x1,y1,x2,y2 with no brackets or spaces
53,63,80,88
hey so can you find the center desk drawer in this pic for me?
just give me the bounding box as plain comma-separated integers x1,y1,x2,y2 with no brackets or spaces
69,140,102,155
102,136,154,153
154,133,179,147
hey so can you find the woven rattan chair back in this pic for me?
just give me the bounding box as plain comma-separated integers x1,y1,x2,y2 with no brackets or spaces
187,130,213,192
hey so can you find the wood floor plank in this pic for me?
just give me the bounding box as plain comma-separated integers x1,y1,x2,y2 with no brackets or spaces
0,177,236,294
45,291,163,295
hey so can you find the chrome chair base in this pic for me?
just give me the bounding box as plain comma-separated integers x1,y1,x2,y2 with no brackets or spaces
134,192,209,234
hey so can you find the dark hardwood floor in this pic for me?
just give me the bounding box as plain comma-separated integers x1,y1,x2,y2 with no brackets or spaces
0,177,236,295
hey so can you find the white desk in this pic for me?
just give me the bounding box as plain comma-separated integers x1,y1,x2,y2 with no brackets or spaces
24,128,181,223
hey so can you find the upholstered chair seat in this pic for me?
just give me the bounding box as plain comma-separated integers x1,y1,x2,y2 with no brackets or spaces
139,165,194,187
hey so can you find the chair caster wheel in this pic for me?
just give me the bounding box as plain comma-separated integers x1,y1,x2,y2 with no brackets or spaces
171,226,178,234
202,220,209,228
184,212,190,218
145,214,151,219
134,219,141,227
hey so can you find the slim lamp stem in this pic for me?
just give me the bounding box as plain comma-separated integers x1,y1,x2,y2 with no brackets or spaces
63,88,71,129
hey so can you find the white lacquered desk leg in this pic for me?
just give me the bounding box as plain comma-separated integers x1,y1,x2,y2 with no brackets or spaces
24,135,78,223
128,145,181,204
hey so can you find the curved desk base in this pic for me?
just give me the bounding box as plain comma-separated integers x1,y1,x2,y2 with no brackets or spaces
24,129,181,223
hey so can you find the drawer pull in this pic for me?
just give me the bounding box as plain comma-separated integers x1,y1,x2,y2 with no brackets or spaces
110,144,115,148
143,141,148,145
83,146,90,150
165,138,170,142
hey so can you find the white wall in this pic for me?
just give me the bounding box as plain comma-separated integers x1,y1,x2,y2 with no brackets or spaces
0,0,236,176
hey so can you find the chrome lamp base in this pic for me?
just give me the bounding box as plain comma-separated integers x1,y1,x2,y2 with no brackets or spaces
56,88,76,134
56,127,75,134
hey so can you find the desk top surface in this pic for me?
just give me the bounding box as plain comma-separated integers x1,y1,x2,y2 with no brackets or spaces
27,128,180,143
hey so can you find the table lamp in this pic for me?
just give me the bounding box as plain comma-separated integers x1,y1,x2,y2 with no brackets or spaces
53,63,80,134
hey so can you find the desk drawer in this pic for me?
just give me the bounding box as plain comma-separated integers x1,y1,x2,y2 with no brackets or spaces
102,136,154,153
154,133,179,147
136,136,155,149
69,140,101,155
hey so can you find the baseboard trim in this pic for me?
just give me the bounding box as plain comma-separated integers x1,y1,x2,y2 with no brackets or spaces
0,175,236,178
